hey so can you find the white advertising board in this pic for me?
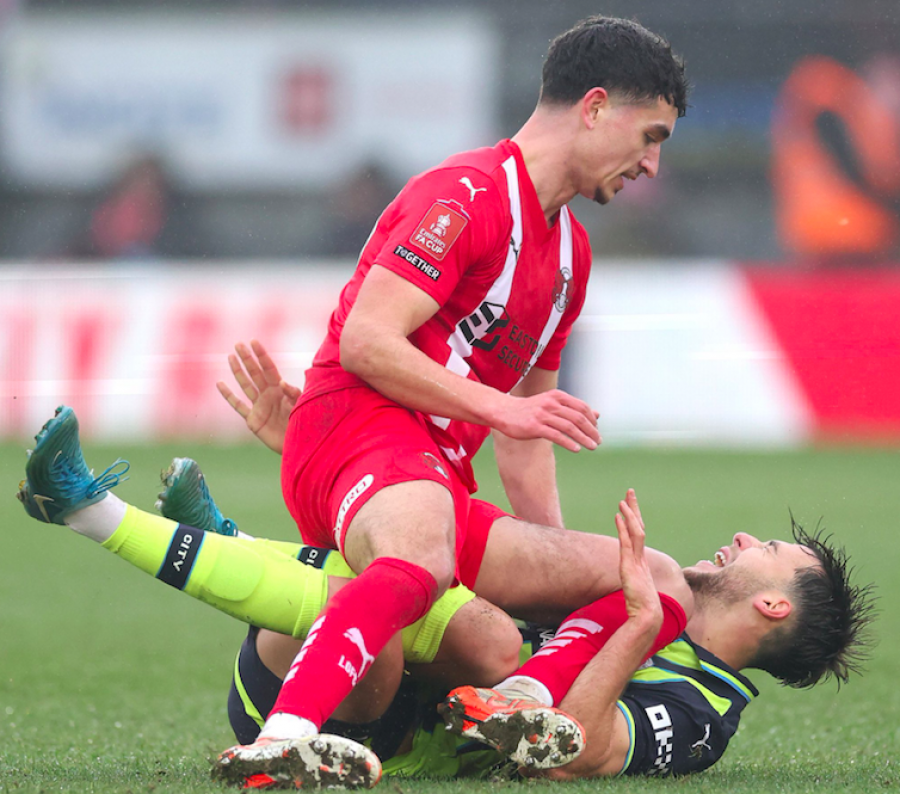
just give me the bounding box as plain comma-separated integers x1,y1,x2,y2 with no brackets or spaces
0,12,499,189
566,263,811,446
0,262,810,446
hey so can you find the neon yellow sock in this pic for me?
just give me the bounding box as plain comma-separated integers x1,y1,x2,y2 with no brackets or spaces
102,505,327,638
100,505,475,664
252,538,355,578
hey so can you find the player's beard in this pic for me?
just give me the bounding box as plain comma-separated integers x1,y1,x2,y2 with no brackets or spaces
683,566,760,609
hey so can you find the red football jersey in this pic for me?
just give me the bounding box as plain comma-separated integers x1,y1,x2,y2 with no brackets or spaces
302,139,592,483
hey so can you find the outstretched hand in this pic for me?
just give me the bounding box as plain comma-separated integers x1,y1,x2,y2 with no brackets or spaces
615,489,663,626
216,340,301,455
494,389,601,453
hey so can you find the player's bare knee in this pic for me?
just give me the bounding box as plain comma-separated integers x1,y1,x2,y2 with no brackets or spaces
421,555,455,595
381,548,455,597
473,614,523,685
442,598,522,686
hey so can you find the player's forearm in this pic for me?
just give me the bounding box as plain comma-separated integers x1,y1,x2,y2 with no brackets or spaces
493,430,564,528
552,613,660,778
341,325,511,428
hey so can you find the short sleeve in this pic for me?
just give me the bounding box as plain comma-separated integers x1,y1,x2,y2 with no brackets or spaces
370,167,509,307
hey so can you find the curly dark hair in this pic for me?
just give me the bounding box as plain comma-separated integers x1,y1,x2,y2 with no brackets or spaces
749,517,877,688
540,16,689,117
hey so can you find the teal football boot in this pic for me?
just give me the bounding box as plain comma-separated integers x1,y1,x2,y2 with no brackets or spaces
156,457,238,536
17,405,129,525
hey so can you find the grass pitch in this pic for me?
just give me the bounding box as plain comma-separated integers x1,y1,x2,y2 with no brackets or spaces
0,439,897,793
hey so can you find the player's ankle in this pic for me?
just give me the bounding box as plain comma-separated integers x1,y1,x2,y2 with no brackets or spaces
65,492,126,543
496,675,553,706
258,713,318,741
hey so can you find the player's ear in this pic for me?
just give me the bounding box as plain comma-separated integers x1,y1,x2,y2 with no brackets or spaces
752,590,793,622
581,87,610,129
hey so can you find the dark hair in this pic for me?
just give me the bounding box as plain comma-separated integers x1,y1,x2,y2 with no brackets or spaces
540,16,689,117
749,517,877,688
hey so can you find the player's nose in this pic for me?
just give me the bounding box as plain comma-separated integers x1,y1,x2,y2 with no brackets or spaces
640,146,661,179
732,532,761,550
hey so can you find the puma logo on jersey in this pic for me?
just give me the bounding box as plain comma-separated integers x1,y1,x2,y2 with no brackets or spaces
459,176,488,202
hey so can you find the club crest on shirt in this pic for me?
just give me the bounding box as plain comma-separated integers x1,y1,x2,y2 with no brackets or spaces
553,266,574,312
411,202,468,261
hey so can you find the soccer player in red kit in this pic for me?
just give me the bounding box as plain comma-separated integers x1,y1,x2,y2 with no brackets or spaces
219,16,689,787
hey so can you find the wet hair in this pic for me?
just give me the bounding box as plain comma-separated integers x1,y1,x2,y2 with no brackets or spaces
749,517,877,688
539,16,689,117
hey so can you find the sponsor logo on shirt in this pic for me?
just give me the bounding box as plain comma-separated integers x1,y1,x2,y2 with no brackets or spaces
553,266,574,312
393,244,442,281
496,322,545,377
411,202,468,261
645,704,674,774
458,301,509,352
456,301,547,378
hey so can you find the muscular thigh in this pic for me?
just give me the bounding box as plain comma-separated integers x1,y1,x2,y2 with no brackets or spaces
473,517,622,623
283,386,467,565
474,517,686,623
342,479,457,588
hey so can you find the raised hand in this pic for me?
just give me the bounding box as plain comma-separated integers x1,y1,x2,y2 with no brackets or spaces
216,340,301,455
615,489,662,626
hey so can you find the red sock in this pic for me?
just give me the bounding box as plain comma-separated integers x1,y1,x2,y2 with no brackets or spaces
515,591,687,706
269,557,438,727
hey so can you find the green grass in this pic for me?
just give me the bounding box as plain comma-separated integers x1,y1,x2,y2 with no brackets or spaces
1,440,897,792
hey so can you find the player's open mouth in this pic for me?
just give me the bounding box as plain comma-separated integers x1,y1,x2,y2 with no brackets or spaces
696,549,728,569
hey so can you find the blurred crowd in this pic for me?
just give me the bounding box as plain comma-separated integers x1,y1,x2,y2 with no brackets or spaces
2,0,899,265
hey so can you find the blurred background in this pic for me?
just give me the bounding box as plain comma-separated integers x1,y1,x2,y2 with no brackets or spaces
1,0,900,445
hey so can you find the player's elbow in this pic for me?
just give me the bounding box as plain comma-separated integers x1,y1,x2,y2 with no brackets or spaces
339,319,382,380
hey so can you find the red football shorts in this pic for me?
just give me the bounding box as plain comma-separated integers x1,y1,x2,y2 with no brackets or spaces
281,385,509,587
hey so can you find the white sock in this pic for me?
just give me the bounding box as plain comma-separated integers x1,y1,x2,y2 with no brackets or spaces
258,713,318,742
496,675,553,706
65,493,128,543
